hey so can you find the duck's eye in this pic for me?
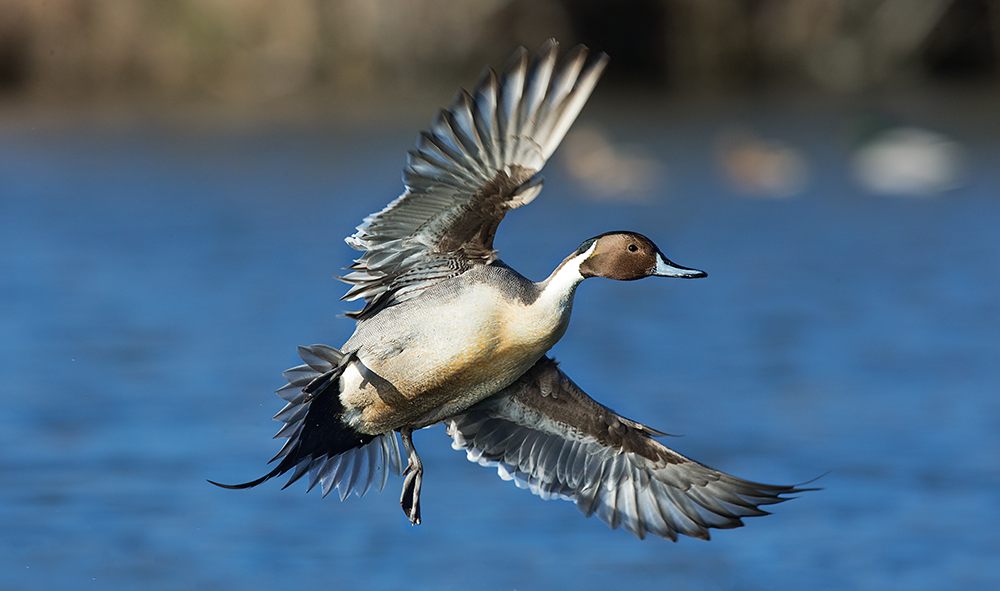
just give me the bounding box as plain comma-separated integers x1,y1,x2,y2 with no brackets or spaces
628,244,638,252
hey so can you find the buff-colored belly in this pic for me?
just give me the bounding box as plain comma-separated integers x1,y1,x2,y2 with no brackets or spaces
338,284,568,433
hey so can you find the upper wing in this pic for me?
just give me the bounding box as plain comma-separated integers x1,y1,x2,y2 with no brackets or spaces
445,356,812,541
341,40,608,320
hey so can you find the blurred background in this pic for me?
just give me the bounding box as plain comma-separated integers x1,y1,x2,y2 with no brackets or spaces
2,1,999,590
1,0,999,102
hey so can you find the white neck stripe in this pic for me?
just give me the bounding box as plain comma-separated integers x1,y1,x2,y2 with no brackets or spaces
537,240,596,306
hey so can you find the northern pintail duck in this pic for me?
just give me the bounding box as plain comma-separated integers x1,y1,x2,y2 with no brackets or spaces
213,40,810,540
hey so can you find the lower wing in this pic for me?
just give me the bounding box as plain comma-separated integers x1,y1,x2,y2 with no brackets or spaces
445,356,814,540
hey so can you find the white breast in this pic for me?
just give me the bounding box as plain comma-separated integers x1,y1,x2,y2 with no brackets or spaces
337,261,589,431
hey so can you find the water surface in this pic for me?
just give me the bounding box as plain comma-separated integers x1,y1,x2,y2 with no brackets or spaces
2,99,999,590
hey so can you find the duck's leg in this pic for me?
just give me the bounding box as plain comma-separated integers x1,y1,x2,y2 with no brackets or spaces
399,426,422,525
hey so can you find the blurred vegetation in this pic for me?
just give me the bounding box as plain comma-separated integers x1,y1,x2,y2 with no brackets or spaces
0,0,997,105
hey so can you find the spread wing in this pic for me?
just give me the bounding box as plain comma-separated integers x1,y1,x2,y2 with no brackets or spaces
445,357,812,541
341,39,608,320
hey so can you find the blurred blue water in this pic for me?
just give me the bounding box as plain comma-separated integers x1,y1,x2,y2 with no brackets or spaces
2,101,999,591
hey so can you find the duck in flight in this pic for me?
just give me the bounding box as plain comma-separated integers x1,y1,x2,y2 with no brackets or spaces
211,40,810,541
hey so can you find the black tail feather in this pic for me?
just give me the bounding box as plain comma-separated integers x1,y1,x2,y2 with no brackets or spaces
207,466,282,490
210,348,376,493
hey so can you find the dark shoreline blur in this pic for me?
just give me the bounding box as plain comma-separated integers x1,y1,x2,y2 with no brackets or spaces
2,0,997,112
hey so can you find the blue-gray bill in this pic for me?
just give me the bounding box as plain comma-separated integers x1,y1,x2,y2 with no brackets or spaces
653,253,707,278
